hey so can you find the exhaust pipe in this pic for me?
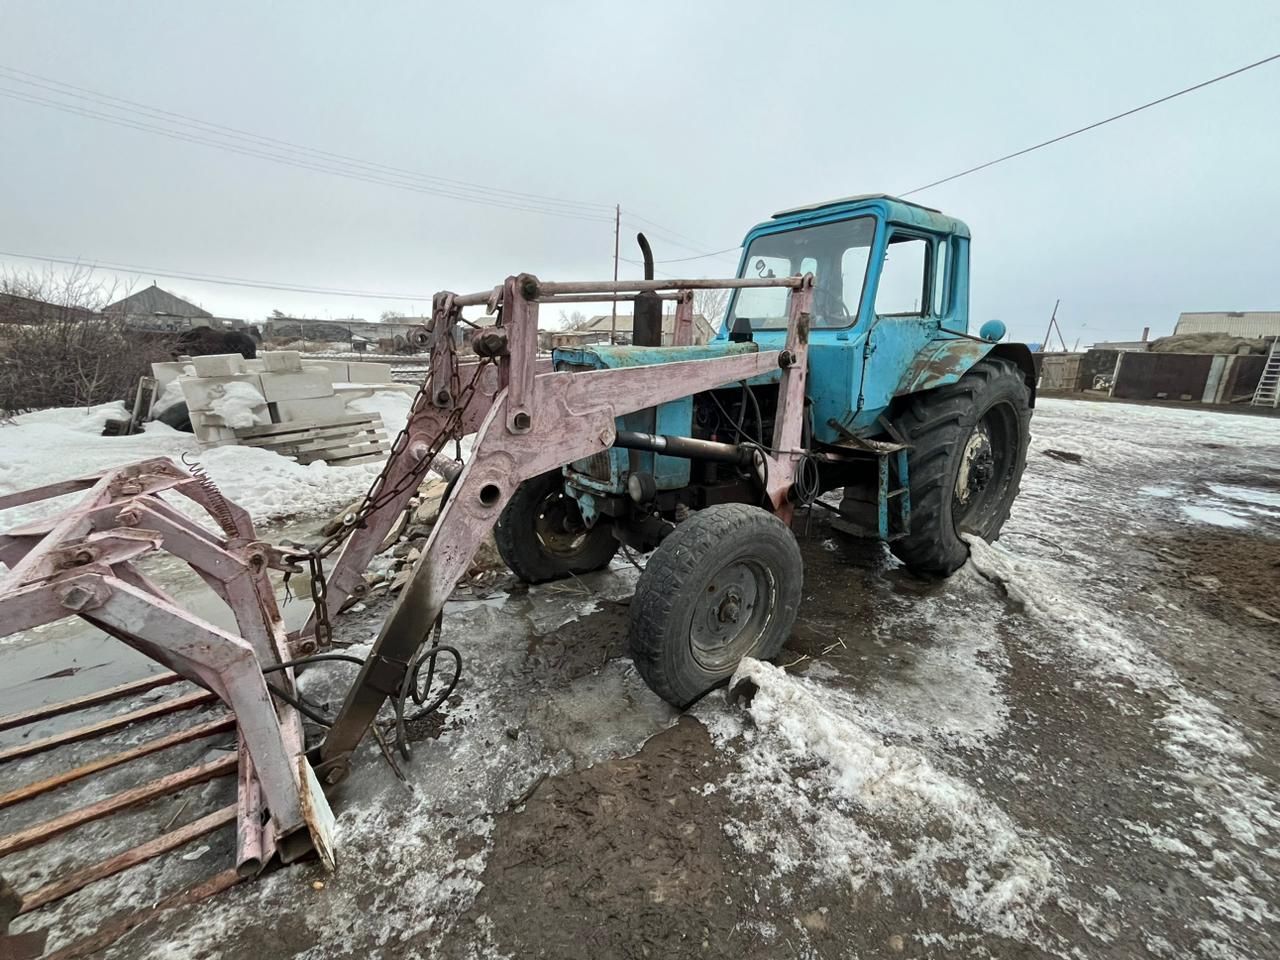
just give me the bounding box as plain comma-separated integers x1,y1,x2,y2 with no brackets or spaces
633,233,662,347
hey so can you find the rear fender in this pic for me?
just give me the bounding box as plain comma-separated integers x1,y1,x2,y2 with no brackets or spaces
894,338,1036,407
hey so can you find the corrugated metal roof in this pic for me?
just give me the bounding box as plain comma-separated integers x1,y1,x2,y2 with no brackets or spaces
1174,312,1280,338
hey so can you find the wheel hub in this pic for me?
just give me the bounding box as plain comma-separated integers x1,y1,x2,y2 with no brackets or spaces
689,559,774,672
716,591,742,624
955,425,994,507
534,491,590,557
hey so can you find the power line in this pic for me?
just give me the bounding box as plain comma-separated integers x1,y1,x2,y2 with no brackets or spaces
0,64,616,216
0,63,739,263
0,250,434,301
902,52,1280,196
652,246,741,264
620,211,716,250
0,86,617,224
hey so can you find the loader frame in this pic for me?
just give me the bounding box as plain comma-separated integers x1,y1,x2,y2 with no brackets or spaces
0,270,814,903
0,459,336,875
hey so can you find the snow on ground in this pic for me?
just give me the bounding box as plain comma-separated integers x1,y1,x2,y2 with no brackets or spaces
698,658,1058,943
346,388,413,437
4,395,1279,958
0,389,414,533
687,399,1280,958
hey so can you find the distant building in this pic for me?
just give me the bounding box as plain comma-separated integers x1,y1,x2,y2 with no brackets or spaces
1087,340,1151,352
577,312,715,346
261,317,428,345
1174,311,1280,339
102,283,216,331
0,292,96,325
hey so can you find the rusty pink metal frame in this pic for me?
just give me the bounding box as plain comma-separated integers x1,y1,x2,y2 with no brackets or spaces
317,271,813,774
0,459,334,871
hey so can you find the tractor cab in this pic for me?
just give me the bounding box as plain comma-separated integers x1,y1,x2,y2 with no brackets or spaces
720,194,1022,442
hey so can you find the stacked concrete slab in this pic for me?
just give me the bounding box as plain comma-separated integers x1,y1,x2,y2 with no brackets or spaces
151,350,401,449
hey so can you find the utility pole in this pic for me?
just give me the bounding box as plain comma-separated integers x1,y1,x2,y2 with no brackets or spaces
611,203,620,344
1040,299,1064,353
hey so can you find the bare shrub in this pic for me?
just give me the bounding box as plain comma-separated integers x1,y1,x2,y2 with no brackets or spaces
0,266,175,418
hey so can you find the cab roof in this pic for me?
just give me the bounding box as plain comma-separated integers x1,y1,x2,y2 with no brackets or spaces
766,193,969,239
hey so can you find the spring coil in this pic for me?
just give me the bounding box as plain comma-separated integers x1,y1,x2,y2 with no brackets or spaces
181,452,238,536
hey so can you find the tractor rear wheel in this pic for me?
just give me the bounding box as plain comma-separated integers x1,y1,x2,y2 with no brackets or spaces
629,503,802,708
890,357,1031,578
495,470,618,583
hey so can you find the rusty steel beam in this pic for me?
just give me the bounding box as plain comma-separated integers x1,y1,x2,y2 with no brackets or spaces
531,275,800,296
0,756,236,859
446,273,796,307
0,690,217,766
0,673,182,735
0,716,234,812
17,804,236,915
41,868,242,960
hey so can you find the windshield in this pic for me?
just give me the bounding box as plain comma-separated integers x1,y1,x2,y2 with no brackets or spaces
727,216,875,330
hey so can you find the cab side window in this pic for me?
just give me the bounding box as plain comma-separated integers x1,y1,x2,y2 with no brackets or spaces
874,235,929,316
932,239,949,316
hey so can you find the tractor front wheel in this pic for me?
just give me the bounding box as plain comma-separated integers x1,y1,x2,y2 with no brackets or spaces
629,503,802,708
495,470,618,583
891,356,1032,578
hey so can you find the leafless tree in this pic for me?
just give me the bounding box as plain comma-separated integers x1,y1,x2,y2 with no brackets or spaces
558,309,592,331
0,265,172,418
693,287,730,332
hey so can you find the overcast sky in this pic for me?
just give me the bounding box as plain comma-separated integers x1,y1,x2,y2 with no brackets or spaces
1,1,1277,346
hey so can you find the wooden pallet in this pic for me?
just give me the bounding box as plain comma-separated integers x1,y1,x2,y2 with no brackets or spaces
233,413,389,466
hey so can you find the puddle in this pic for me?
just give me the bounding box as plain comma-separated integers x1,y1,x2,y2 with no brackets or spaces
1139,486,1177,498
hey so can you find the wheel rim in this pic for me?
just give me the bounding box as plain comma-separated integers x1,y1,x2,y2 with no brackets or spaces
952,400,1018,533
534,490,593,558
689,557,777,672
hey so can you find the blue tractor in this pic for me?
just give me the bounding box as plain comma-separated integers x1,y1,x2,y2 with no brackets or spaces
493,194,1034,706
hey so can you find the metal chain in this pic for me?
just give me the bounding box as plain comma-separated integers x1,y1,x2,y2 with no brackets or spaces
290,351,494,647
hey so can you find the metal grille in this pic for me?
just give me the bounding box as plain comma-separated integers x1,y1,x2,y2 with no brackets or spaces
575,450,613,482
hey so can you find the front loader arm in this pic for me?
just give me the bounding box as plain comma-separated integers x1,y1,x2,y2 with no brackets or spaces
318,347,786,774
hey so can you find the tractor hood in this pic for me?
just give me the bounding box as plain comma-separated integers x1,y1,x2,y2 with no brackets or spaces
552,340,757,370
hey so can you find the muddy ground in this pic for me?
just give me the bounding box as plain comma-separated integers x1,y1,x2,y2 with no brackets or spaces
4,398,1279,960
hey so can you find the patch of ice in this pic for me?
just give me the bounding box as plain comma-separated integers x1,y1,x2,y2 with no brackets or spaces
1179,505,1251,529
1206,484,1280,510
858,570,1011,750
1139,485,1178,498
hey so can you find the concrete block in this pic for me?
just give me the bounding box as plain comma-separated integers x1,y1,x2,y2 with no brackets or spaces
302,360,348,379
191,354,246,377
272,395,349,423
260,350,303,373
150,361,189,388
258,370,334,402
243,358,266,373
191,414,238,445
179,374,265,412
344,361,393,384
